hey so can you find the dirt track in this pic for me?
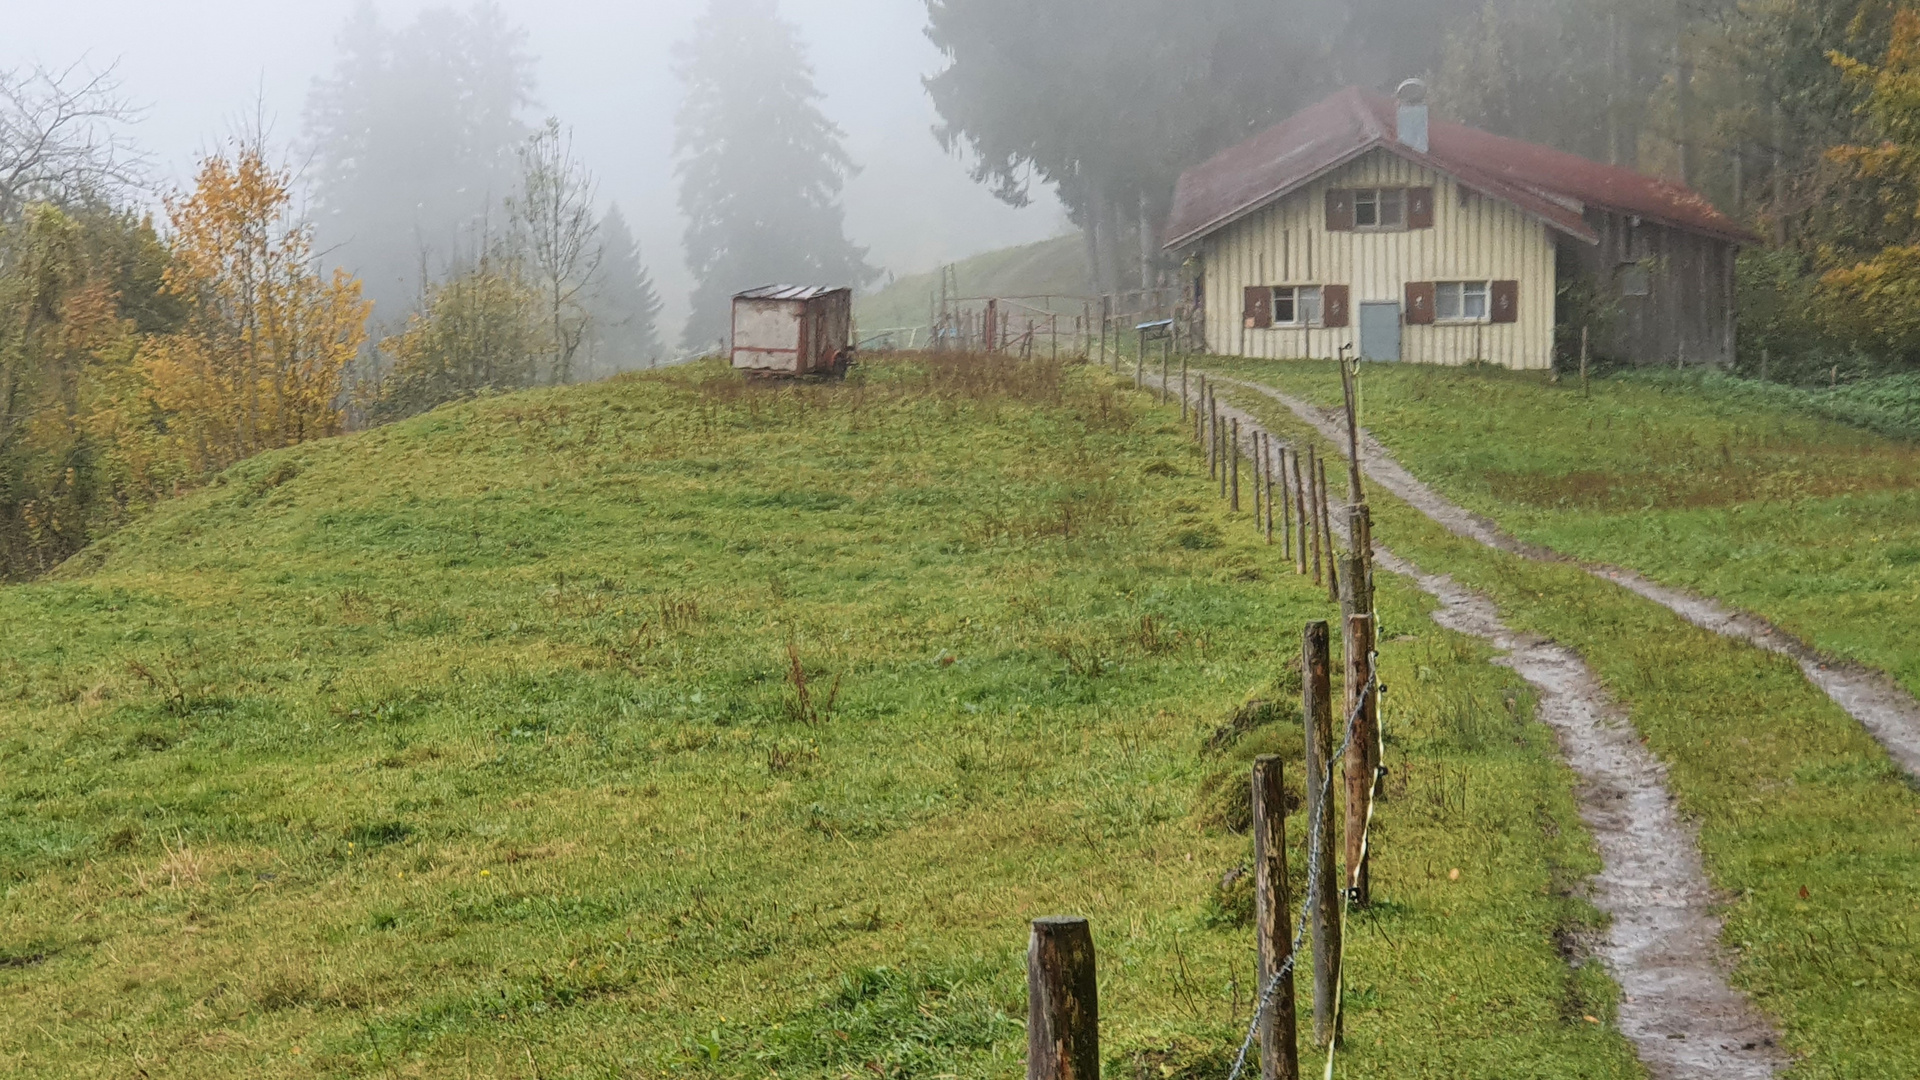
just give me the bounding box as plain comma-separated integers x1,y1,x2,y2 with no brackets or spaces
1217,372,1920,781
1176,373,1786,1078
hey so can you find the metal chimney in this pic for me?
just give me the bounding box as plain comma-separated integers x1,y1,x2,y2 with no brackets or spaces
1395,78,1429,153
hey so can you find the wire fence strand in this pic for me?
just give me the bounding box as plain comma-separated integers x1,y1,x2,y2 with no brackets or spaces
1225,659,1377,1080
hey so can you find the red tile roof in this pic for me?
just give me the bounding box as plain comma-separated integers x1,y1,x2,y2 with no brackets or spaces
1165,87,1758,250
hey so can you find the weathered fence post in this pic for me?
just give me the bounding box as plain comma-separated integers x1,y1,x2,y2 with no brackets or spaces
1209,392,1220,479
1181,356,1189,422
1231,419,1241,511
1263,437,1276,545
1254,755,1300,1080
1305,446,1322,585
1318,456,1338,603
1291,450,1308,576
1340,507,1378,907
1302,622,1341,1049
1160,345,1169,404
1029,917,1099,1080
1280,447,1293,558
1340,358,1364,503
1252,432,1265,534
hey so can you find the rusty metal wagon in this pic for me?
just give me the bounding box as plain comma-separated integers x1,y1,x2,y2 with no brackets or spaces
730,285,854,377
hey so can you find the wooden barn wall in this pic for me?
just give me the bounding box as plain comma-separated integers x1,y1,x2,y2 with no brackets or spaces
1197,149,1557,369
1566,211,1737,367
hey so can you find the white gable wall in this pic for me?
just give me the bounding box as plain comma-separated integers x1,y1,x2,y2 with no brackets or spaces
1196,149,1558,369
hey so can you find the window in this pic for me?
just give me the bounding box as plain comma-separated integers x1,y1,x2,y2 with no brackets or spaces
1435,281,1490,321
1619,264,1651,297
1271,285,1323,326
1352,188,1405,229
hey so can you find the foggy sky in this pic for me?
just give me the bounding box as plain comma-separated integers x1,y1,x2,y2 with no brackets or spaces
2,0,1064,329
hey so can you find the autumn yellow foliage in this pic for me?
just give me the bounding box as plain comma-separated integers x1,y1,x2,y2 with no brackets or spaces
1819,10,1920,353
139,146,371,472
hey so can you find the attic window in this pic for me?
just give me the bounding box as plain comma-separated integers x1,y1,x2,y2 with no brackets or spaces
1620,264,1651,297
1353,188,1405,229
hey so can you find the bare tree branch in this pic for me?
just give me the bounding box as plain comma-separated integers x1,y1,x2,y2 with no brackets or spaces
0,59,148,220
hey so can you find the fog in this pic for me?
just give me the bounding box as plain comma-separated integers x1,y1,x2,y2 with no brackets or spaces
1,0,1064,332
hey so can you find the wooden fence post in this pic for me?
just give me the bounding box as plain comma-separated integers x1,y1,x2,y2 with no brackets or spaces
1291,450,1308,576
1318,456,1338,603
1181,356,1190,422
1302,622,1341,1049
1340,509,1378,908
1340,359,1364,503
1209,392,1220,479
1252,432,1265,535
1254,755,1300,1080
1263,437,1276,545
1231,419,1241,511
1305,446,1322,585
1028,917,1099,1080
1280,448,1293,560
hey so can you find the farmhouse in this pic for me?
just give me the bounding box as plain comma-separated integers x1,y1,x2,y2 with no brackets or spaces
1164,82,1757,369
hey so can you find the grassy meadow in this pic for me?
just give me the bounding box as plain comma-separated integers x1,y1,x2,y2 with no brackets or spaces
1221,374,1920,1078
1206,359,1920,699
0,355,1640,1077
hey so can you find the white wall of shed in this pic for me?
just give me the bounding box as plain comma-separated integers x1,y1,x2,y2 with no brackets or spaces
732,299,806,372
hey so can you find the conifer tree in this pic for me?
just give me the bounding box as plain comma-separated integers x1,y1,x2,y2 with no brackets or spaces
305,2,535,322
587,205,663,372
674,0,872,350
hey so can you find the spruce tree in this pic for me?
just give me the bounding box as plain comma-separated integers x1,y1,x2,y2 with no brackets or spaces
674,0,872,350
587,205,665,372
305,2,535,322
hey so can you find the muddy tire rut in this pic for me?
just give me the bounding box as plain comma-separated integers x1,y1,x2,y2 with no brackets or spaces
1217,373,1920,779
1176,376,1786,1078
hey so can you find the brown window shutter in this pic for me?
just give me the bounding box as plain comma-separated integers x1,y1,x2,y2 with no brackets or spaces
1491,280,1519,323
1405,281,1436,325
1325,190,1354,231
1322,285,1350,327
1243,285,1272,329
1407,186,1435,228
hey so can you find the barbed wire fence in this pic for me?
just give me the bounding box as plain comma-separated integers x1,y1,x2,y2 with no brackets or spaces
1026,351,1385,1080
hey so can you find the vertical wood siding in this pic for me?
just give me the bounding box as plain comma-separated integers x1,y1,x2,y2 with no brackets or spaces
1569,210,1738,368
1199,150,1557,369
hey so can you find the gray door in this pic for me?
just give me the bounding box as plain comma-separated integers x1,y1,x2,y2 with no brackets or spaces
1358,302,1401,362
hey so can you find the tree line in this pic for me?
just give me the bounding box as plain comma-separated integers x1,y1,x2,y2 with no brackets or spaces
926,0,1920,378
0,0,875,580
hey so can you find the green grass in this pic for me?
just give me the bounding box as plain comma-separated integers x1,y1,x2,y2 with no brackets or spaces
1218,375,1920,1078
0,356,1642,1078
1206,358,1920,699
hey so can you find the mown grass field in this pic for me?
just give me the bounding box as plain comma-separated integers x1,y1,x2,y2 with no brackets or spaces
0,355,1642,1077
1205,359,1920,698
1221,373,1920,1078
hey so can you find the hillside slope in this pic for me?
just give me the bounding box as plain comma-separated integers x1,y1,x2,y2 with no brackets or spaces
857,234,1091,332
0,357,1637,1078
